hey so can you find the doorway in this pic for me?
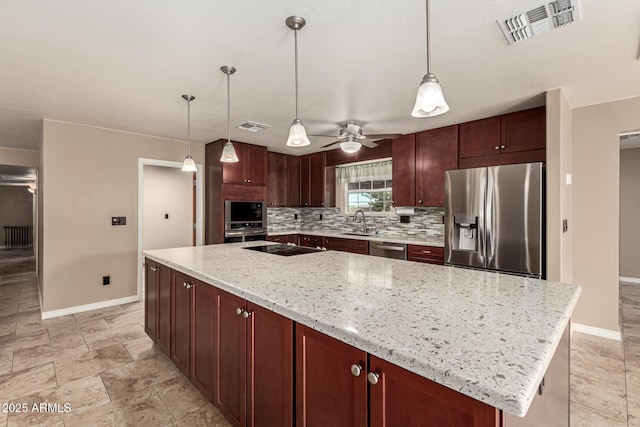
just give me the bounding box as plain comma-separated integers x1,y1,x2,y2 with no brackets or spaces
137,159,204,298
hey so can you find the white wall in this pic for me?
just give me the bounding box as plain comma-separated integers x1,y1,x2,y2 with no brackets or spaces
620,147,640,280
142,165,193,251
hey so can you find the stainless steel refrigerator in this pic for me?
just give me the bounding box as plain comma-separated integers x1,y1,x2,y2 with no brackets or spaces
444,162,544,278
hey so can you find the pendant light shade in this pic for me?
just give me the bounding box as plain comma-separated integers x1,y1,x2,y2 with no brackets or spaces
285,16,310,147
220,66,239,163
181,95,198,172
340,140,361,154
411,0,448,118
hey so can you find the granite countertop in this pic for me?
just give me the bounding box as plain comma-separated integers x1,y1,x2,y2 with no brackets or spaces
144,241,580,417
269,229,445,247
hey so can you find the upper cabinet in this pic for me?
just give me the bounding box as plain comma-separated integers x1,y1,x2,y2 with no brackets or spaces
459,107,546,169
267,152,287,207
391,134,416,207
222,141,268,186
415,125,458,207
300,152,327,207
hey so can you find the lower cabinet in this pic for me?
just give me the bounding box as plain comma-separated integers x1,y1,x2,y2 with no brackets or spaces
323,236,369,255
170,270,215,400
407,244,445,265
144,258,171,354
299,234,325,248
214,288,294,427
266,234,298,245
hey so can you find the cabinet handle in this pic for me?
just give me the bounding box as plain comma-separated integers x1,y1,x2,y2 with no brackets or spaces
242,310,253,319
500,145,506,149
420,250,432,254
236,307,243,316
183,282,189,288
350,364,362,377
495,146,500,150
150,266,159,272
248,179,251,183
367,372,380,385
418,200,423,204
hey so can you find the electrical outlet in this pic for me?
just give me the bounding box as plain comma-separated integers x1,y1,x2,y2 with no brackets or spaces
400,215,410,224
103,276,110,286
164,213,169,219
562,219,568,233
294,213,298,220
112,217,126,226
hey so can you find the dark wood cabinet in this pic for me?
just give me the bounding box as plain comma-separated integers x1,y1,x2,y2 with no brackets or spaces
170,270,192,376
144,260,158,341
287,155,301,207
222,141,268,186
299,234,325,248
415,125,458,207
214,288,294,427
391,134,416,207
300,153,327,207
247,302,293,427
143,259,170,355
323,236,369,255
458,107,546,169
407,244,444,265
190,279,215,400
296,324,368,427
267,152,287,207
214,288,247,427
267,234,299,245
369,355,499,427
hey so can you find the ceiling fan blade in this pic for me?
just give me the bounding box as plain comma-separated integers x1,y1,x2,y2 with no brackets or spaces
364,133,402,140
321,140,343,148
308,134,338,138
361,140,379,149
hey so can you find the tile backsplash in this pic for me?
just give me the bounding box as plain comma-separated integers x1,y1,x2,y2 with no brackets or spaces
267,207,444,239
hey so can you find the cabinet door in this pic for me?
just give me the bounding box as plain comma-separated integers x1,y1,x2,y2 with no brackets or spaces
296,324,367,427
286,155,301,207
171,270,192,376
190,280,215,400
144,259,158,341
309,152,326,207
267,152,287,207
247,302,293,427
500,107,546,154
391,134,416,207
247,144,268,186
415,125,458,207
214,289,247,427
369,355,499,427
300,155,310,207
222,142,249,185
407,245,444,265
156,263,171,355
459,116,501,159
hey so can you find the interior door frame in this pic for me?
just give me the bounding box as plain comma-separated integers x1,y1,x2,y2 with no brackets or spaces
137,158,204,299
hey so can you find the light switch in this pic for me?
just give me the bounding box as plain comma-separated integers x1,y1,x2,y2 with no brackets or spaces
565,173,572,185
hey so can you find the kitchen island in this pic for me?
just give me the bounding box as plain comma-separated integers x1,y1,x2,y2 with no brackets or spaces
144,241,580,426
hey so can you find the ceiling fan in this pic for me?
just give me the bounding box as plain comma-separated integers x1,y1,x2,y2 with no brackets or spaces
309,122,401,153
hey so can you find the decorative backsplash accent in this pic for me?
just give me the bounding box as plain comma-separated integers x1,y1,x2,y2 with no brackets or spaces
267,207,445,239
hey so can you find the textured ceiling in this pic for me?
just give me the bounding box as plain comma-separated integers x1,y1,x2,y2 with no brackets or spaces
0,0,639,155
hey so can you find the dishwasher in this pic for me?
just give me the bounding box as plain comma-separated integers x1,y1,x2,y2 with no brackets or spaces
369,241,407,260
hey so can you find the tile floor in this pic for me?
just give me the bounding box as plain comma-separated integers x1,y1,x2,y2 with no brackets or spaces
0,246,638,426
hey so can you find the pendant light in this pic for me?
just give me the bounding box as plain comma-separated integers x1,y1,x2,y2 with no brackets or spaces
181,94,198,172
411,0,449,117
285,16,311,147
220,66,240,163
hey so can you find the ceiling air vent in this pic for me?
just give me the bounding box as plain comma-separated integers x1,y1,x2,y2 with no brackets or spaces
498,0,579,44
235,121,270,133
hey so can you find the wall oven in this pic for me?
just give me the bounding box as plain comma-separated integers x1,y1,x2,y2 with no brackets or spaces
224,201,267,243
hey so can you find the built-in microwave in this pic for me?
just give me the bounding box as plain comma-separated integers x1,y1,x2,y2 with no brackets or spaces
224,201,267,242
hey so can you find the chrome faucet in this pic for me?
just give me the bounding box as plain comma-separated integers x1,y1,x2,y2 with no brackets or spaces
352,209,367,233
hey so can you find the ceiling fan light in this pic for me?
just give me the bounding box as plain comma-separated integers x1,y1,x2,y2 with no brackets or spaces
340,140,362,153
181,154,197,172
412,73,449,117
286,119,311,147
220,141,239,163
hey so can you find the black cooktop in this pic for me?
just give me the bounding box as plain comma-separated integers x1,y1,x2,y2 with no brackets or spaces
243,244,323,257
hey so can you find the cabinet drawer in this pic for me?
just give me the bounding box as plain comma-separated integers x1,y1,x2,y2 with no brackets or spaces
324,237,369,255
299,235,324,248
267,235,298,245
407,245,444,265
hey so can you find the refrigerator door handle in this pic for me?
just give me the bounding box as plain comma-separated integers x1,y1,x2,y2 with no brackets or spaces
485,168,495,264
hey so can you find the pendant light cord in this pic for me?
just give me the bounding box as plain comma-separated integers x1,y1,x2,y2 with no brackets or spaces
187,98,191,156
294,28,299,120
426,0,431,74
227,73,231,143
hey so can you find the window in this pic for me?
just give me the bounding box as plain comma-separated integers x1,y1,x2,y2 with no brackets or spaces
336,159,392,214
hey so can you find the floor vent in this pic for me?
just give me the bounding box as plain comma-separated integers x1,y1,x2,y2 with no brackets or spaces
235,121,270,133
498,0,579,44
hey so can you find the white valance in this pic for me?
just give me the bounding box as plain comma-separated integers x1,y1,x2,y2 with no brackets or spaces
336,160,392,184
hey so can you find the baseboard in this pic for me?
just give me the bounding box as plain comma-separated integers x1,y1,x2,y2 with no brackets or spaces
41,295,140,320
571,323,622,341
620,276,640,285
